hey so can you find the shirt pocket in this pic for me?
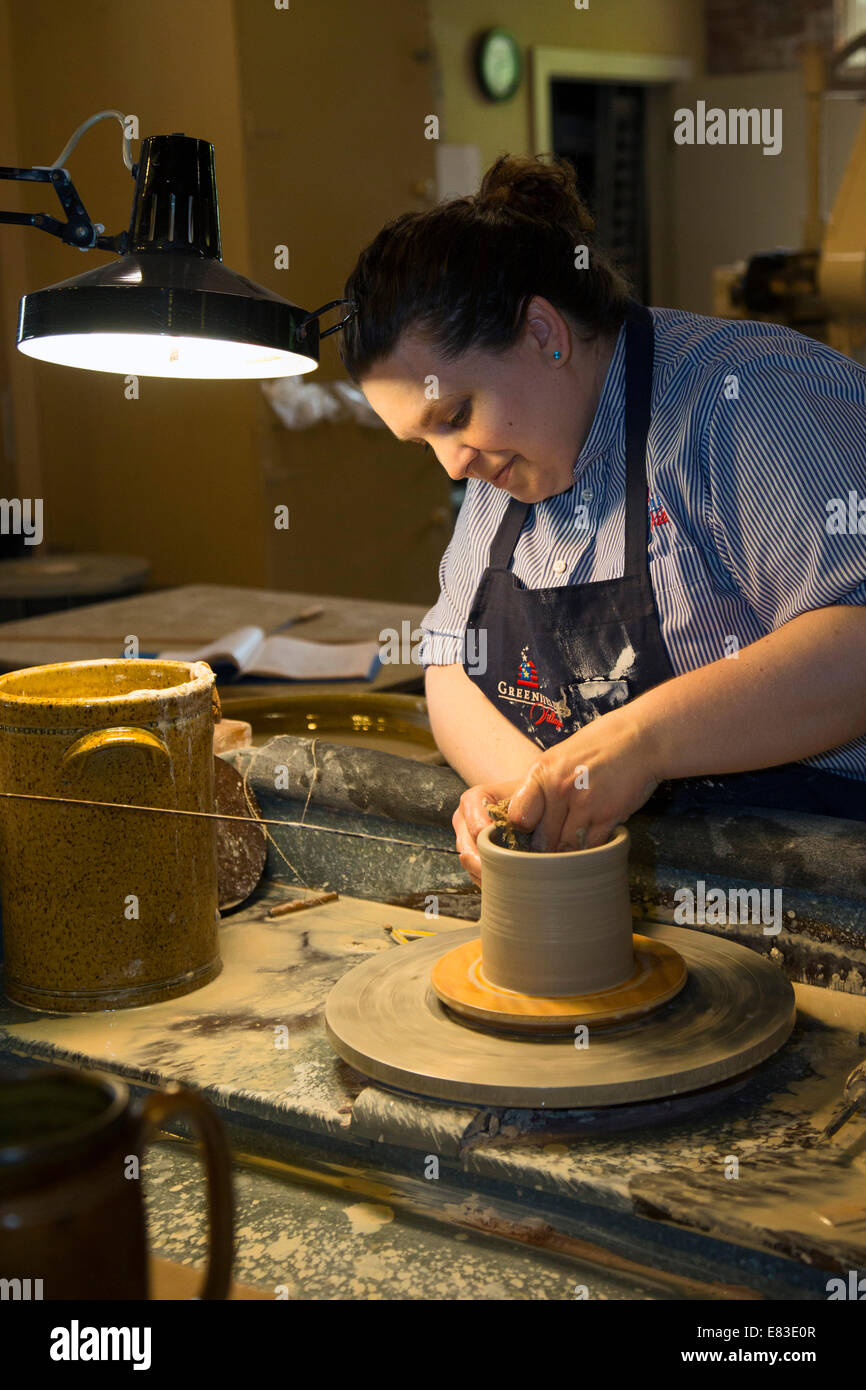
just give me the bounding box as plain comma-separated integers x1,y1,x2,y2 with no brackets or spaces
648,544,722,596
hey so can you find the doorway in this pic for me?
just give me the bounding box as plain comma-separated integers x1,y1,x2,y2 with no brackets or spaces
532,47,693,310
550,79,649,301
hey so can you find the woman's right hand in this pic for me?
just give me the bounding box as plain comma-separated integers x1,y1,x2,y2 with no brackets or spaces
452,778,521,885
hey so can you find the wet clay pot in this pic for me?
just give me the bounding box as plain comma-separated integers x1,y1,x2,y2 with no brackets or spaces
477,823,634,997
0,658,221,1012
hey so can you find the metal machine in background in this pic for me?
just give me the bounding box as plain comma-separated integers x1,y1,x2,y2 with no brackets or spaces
714,35,866,360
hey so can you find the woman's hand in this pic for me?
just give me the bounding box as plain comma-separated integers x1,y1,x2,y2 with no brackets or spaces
508,705,665,851
451,606,866,881
452,777,521,885
453,706,666,883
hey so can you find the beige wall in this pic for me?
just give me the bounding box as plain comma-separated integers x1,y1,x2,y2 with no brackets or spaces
429,0,705,166
0,0,269,585
670,70,808,313
670,69,865,313
232,0,447,603
0,0,451,603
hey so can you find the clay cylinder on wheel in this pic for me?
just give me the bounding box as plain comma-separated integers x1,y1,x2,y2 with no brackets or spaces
477,823,634,997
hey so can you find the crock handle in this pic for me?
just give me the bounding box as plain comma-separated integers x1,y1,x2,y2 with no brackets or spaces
60,726,172,778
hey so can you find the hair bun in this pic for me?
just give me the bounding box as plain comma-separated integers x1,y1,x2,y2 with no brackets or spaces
478,154,595,236
481,183,512,208
339,150,631,385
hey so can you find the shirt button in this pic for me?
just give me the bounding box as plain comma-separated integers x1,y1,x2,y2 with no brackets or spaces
581,488,594,502
553,560,567,575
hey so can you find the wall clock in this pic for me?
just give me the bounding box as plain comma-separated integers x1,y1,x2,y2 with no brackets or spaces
475,28,523,102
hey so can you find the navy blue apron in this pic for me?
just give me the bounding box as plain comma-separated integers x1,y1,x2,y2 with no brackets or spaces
462,299,866,822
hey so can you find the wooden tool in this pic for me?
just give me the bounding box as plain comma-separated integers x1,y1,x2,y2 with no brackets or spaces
267,891,339,918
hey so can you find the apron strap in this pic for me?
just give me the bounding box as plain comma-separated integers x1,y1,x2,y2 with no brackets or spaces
623,299,654,580
489,496,531,568
486,299,654,576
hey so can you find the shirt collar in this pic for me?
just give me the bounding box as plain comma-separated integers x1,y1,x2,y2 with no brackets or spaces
572,320,626,476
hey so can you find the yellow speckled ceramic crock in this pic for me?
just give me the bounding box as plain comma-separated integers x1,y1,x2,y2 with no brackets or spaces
0,659,222,1012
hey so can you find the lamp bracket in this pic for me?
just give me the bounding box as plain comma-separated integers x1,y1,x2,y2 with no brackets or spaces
296,298,357,340
0,163,129,253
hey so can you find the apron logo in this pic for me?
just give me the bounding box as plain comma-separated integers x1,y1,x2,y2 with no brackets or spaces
531,705,563,731
497,650,567,732
648,493,669,529
517,648,538,689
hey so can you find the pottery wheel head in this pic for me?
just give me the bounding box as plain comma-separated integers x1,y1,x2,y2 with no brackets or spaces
429,934,687,1034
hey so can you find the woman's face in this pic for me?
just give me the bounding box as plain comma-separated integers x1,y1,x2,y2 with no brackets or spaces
361,296,616,503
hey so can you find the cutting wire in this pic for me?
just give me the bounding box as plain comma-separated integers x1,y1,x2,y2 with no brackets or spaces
0,789,460,856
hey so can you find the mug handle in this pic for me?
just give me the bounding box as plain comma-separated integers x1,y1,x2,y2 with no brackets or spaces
138,1083,234,1300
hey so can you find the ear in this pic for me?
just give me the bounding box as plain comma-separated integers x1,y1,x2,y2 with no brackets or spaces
524,295,553,351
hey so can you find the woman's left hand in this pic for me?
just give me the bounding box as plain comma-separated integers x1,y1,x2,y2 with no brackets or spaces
506,704,666,851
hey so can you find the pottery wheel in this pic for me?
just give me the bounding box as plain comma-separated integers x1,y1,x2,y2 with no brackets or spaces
430,934,687,1032
325,924,796,1108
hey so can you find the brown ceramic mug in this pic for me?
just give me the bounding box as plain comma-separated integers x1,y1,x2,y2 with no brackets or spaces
0,1065,233,1299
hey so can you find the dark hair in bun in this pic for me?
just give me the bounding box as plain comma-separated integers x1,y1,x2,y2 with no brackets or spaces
339,153,632,384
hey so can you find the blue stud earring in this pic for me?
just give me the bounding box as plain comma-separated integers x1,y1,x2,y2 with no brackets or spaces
553,351,561,360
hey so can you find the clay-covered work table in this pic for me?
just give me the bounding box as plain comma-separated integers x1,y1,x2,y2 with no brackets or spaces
1,878,865,1300
0,582,425,692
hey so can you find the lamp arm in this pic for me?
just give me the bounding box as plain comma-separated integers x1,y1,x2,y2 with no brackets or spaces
0,164,128,253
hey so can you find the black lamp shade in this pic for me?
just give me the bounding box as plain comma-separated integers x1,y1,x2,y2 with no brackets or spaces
16,135,319,379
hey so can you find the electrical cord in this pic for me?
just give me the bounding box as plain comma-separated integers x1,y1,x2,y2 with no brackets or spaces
32,108,135,174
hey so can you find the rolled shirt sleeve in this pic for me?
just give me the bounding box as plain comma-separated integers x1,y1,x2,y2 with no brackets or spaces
418,586,467,667
419,482,492,667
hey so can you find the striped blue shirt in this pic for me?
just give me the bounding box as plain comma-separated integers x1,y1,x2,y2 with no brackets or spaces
420,307,866,782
